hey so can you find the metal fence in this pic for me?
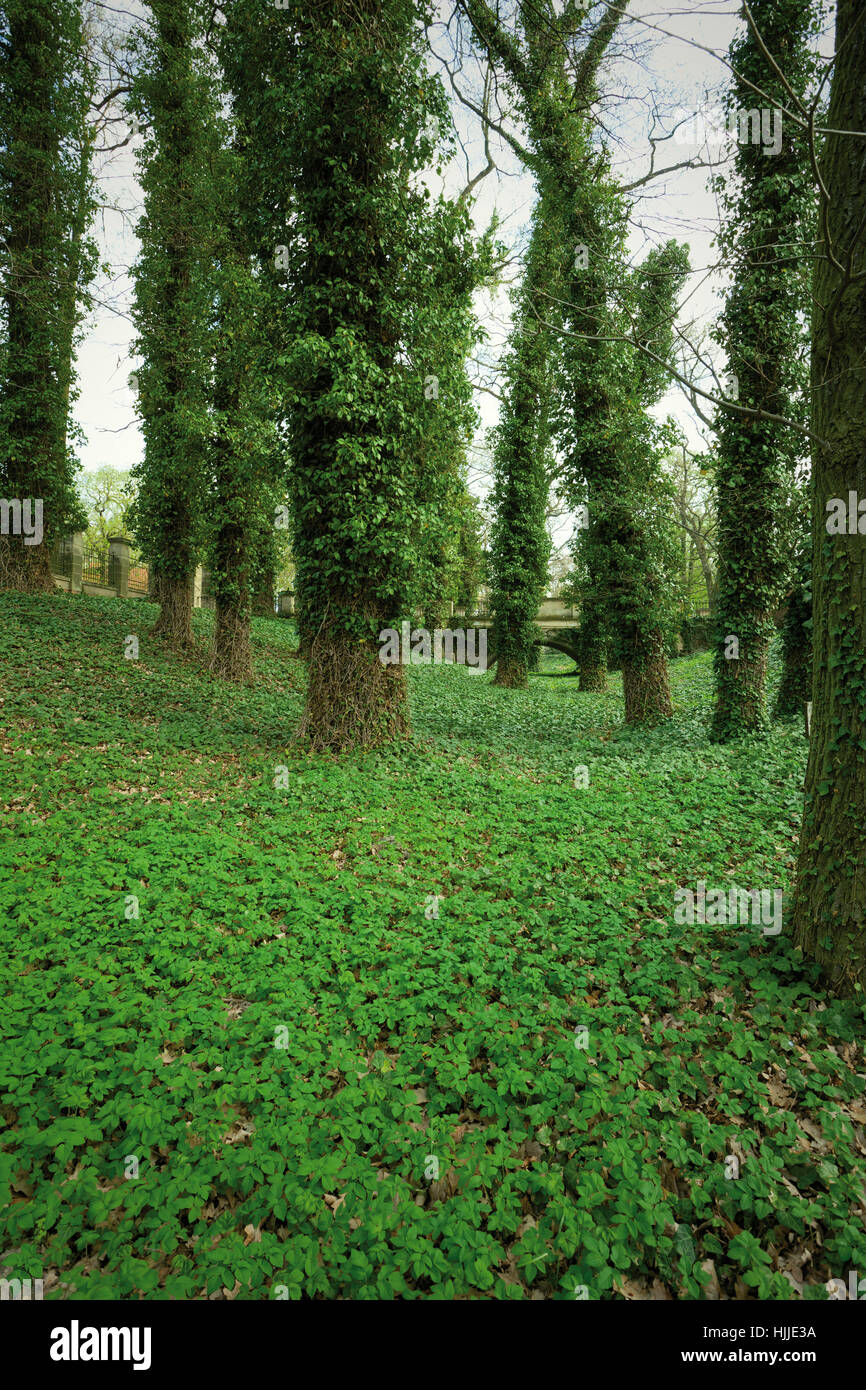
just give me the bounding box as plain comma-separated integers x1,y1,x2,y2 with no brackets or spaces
128,564,149,595
82,547,109,587
50,537,73,580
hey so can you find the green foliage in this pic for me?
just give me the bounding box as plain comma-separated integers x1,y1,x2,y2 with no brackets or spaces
0,0,96,573
1,591,864,1299
79,467,138,556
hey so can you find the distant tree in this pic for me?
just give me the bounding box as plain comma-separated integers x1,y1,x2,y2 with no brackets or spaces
488,190,559,688
665,446,718,612
453,488,487,610
79,466,136,551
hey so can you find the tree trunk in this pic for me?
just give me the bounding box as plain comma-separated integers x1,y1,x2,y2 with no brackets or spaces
792,0,866,994
297,617,409,752
151,572,194,647
493,654,528,688
212,595,252,681
0,539,54,593
0,5,86,592
774,553,811,720
577,607,607,691
712,627,771,736
622,628,673,724
709,0,812,741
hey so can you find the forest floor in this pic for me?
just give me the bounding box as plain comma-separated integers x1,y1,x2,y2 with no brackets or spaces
1,591,865,1300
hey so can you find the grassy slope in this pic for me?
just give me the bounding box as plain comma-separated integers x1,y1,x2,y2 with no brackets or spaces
0,591,864,1301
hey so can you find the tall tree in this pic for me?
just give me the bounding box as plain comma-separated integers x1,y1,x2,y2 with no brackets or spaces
208,214,282,680
599,243,689,722
127,0,217,647
709,0,815,740
488,193,559,688
458,0,627,698
792,0,866,993
0,0,95,591
276,0,484,750
215,0,299,650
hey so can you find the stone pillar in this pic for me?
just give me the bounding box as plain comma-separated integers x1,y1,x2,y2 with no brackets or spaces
193,566,203,608
107,536,130,598
70,532,84,594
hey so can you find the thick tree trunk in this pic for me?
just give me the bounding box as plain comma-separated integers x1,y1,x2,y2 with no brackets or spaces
0,539,54,593
297,619,409,752
212,596,252,681
0,6,80,592
709,0,811,741
493,655,528,688
712,629,771,737
622,628,673,724
792,0,866,993
151,573,194,647
577,608,607,691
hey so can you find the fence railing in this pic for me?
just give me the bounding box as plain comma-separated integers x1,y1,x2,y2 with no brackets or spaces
50,537,74,580
128,564,149,595
82,547,109,587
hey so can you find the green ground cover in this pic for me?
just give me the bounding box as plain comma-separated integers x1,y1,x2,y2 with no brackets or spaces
1,592,864,1300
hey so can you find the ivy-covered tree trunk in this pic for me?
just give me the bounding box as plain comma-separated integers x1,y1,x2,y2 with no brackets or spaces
281,0,482,750
462,2,683,723
773,539,812,718
710,0,814,740
605,245,686,723
621,629,671,722
489,197,557,689
210,359,253,682
128,0,215,649
792,0,866,993
288,2,414,747
576,588,608,692
0,1,93,592
207,147,283,681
